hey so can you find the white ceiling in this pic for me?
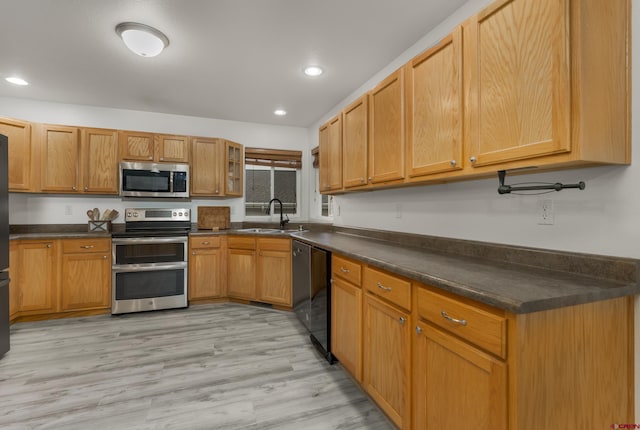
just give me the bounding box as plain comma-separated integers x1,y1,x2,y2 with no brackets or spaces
0,0,468,128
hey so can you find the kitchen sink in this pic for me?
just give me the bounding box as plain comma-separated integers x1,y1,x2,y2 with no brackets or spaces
235,228,284,233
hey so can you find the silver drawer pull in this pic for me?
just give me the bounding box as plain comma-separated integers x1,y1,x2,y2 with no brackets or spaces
202,241,210,245
80,245,95,249
340,267,350,273
377,282,392,292
399,317,406,325
441,310,467,326
415,326,422,334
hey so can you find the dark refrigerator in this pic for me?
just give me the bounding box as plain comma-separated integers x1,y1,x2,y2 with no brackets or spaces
0,133,9,357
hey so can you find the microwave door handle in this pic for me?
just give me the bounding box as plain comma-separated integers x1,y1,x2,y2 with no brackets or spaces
169,172,174,193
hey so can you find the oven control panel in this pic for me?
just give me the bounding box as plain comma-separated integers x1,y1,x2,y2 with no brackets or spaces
125,208,191,222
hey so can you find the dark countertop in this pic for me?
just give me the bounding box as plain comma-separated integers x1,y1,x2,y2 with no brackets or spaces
289,230,640,314
10,223,639,314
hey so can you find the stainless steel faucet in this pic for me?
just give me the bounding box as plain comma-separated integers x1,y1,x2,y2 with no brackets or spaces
267,198,290,230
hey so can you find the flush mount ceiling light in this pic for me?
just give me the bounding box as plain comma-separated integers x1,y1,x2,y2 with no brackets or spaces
5,76,29,86
115,22,169,57
274,109,287,116
303,66,324,77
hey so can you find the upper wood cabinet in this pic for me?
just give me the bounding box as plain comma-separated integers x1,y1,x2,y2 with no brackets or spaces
38,124,80,193
368,69,405,185
120,131,190,163
191,137,243,197
0,117,32,191
406,27,463,179
463,0,629,170
81,128,119,194
342,95,369,189
155,134,190,163
319,115,342,193
225,141,243,196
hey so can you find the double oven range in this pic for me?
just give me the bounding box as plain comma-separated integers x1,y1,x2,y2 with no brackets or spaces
111,208,190,315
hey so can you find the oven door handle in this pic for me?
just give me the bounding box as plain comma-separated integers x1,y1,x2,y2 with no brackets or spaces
112,262,188,272
113,237,188,245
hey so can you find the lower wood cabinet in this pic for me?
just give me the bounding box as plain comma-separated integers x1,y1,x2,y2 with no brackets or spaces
256,238,291,306
413,320,507,430
363,292,411,429
60,238,111,311
189,235,226,300
331,254,363,382
227,236,292,307
10,238,111,320
14,239,58,315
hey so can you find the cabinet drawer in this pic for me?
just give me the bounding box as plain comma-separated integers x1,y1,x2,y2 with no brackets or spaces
227,236,256,250
363,266,411,311
332,254,362,286
190,236,221,249
417,287,506,359
62,238,110,253
258,237,291,252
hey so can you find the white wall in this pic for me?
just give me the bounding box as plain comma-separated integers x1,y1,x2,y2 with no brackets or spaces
0,97,310,224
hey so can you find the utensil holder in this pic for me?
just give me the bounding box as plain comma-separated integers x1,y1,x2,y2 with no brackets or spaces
88,221,111,233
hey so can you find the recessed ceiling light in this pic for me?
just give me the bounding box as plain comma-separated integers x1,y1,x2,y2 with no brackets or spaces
115,22,169,57
274,109,287,116
304,66,324,77
5,76,29,86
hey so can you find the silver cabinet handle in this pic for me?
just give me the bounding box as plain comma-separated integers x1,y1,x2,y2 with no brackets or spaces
469,156,477,164
450,160,457,166
399,317,406,325
415,326,422,334
202,241,210,245
103,255,107,259
84,187,88,191
360,178,365,183
441,310,467,326
46,244,52,248
377,282,392,292
80,245,95,249
340,267,350,273
367,177,372,181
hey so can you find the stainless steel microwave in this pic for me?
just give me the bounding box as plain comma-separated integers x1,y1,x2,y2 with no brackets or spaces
120,161,189,198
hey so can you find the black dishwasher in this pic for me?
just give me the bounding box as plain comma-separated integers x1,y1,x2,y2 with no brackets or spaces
292,240,334,363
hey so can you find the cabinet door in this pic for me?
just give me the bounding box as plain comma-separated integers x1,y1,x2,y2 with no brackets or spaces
155,134,190,163
189,248,223,299
331,277,362,381
319,115,342,192
406,27,463,177
191,137,223,196
368,69,405,184
363,293,410,429
0,117,32,191
81,128,119,194
17,241,57,314
60,252,111,311
465,0,570,167
227,248,256,300
39,124,80,192
342,96,368,189
257,249,291,306
225,141,243,196
119,131,155,161
9,241,19,319
413,321,507,430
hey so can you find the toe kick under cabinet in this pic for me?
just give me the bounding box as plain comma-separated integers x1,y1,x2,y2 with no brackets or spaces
9,237,112,322
329,253,633,430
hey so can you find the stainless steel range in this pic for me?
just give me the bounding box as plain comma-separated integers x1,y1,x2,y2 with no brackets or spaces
111,208,191,315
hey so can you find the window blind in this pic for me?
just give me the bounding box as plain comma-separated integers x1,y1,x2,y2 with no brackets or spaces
245,147,302,169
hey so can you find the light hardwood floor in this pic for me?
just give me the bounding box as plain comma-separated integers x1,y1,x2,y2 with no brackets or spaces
0,303,393,430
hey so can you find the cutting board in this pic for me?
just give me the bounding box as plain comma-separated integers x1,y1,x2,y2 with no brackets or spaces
197,206,230,230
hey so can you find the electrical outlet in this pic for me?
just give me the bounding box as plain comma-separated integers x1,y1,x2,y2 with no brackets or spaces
537,199,554,225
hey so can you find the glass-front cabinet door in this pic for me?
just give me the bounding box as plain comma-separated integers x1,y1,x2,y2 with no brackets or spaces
226,140,243,196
